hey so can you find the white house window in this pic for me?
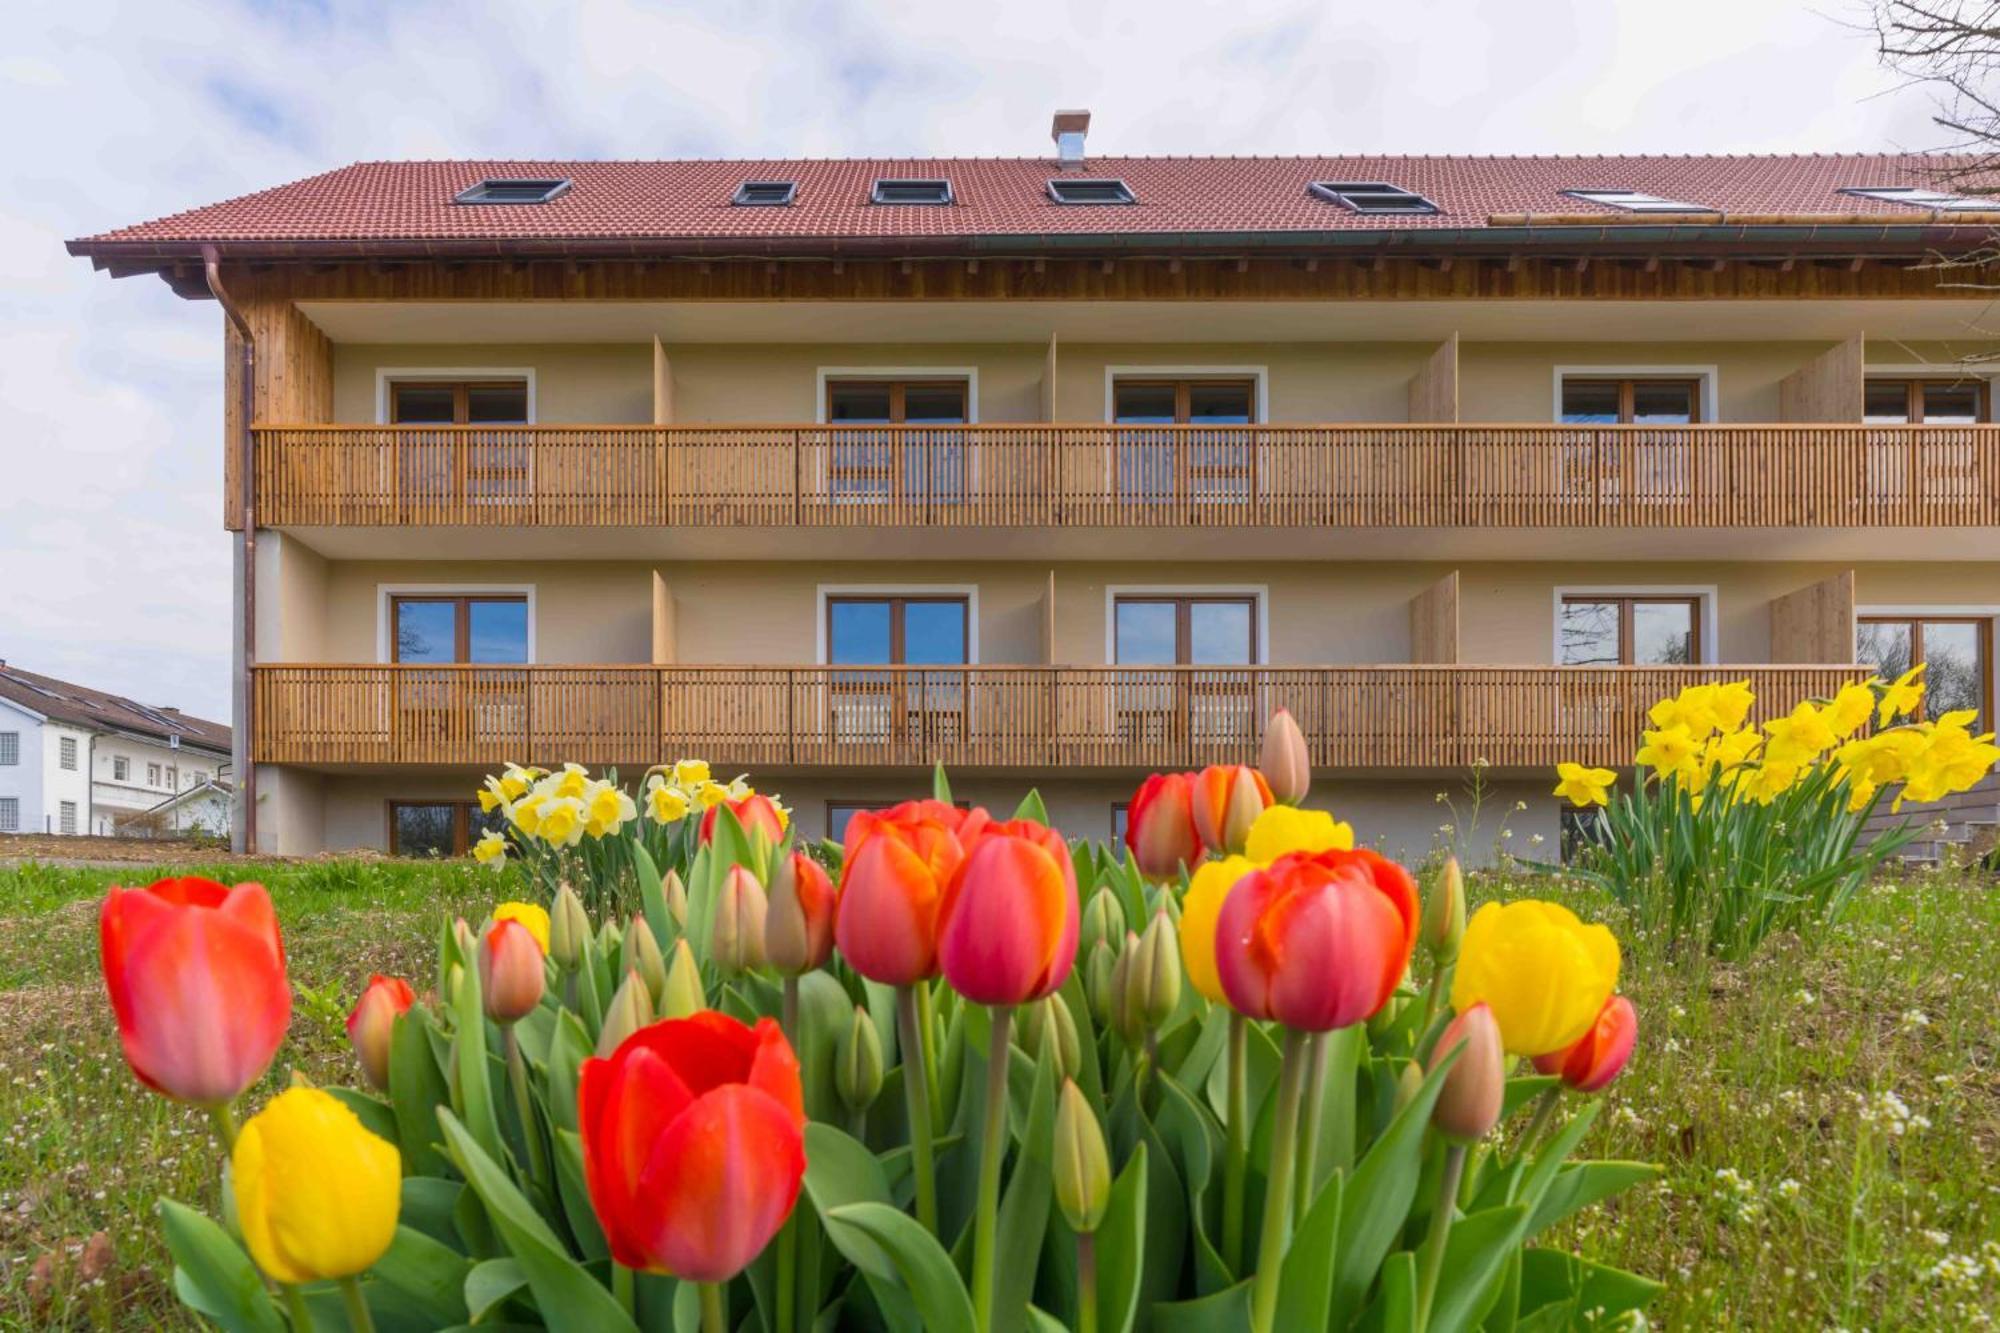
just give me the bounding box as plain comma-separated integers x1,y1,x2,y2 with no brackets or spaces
147,762,162,786
0,732,16,765
113,756,130,781
0,797,16,831
59,801,77,834
59,737,77,770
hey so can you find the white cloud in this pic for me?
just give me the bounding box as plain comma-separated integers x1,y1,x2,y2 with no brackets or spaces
0,0,1946,720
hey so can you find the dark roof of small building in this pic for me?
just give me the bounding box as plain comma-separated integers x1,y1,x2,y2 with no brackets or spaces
0,663,230,754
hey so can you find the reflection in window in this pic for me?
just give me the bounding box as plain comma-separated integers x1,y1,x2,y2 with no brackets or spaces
1863,379,1987,425
1859,616,1991,723
1559,378,1700,424
1114,596,1256,664
1559,596,1699,666
390,801,505,857
825,379,969,503
827,597,968,665
1112,379,1256,504
392,596,529,664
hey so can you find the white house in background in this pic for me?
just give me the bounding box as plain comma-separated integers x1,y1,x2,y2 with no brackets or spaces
0,661,231,837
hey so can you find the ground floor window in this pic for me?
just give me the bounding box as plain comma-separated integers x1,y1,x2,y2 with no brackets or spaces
388,801,504,857
1559,806,1605,863
1857,615,1992,725
1110,802,1129,846
0,798,16,832
59,801,77,834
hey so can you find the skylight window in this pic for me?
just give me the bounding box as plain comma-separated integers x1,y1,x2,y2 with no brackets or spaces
1841,185,1998,212
1307,182,1439,215
1564,189,1711,214
1047,178,1136,205
454,178,572,205
871,178,954,205
732,180,797,206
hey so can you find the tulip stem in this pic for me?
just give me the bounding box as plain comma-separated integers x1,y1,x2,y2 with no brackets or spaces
503,1026,550,1187
283,1283,314,1331
699,1281,726,1333
612,1262,634,1318
972,1005,1014,1333
1076,1231,1100,1333
206,1102,240,1154
781,976,801,1045
1221,1012,1249,1277
895,986,938,1232
1247,1027,1309,1333
914,979,945,1132
337,1276,376,1333
1421,959,1451,1034
1294,1032,1327,1210
1415,1144,1467,1331
1516,1087,1562,1167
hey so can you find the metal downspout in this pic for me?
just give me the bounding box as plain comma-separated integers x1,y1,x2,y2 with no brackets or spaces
203,245,257,853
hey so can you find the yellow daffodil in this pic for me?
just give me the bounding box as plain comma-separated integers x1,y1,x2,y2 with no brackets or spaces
1846,778,1880,813
547,762,591,800
1702,728,1763,774
1647,683,1721,739
1710,680,1756,732
1761,702,1836,766
646,778,691,824
1450,899,1620,1057
476,778,509,814
1553,762,1617,807
498,765,535,801
493,900,551,953
473,830,508,866
537,797,587,848
1876,665,1927,724
1900,713,2000,805
1243,804,1354,862
1735,760,1800,806
671,758,712,787
583,782,638,838
1823,682,1876,740
232,1087,400,1284
1178,856,1256,1005
1634,725,1699,780
509,792,548,837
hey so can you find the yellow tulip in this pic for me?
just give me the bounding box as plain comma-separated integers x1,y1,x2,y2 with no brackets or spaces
232,1087,400,1284
1552,762,1616,808
1243,804,1354,862
494,900,551,954
473,831,508,866
1178,856,1255,1005
1877,665,1926,724
1450,900,1620,1057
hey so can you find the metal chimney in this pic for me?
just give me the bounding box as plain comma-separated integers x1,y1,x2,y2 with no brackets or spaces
1051,109,1091,168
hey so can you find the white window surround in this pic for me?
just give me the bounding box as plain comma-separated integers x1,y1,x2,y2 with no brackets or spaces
1103,365,1270,423
374,368,538,425
1551,365,1720,424
1550,585,1720,665
375,584,538,664
1104,584,1272,666
814,368,982,424
814,584,982,664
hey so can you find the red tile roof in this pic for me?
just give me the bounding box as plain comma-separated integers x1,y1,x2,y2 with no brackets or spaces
69,154,1997,255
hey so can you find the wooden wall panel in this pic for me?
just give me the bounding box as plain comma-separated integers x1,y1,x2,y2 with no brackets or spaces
1407,334,1459,423
227,297,333,529
1410,572,1460,664
1778,335,1864,423
652,337,674,424
1770,570,1856,663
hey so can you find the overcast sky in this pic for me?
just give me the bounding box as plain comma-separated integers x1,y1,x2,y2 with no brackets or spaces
0,0,1949,722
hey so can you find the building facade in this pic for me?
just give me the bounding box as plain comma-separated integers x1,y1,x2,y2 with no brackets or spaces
0,664,230,836
68,121,2000,861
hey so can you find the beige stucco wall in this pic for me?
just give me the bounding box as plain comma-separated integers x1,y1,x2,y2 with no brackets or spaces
331,344,653,423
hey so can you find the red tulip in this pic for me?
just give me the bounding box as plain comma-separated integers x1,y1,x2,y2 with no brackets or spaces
1191,764,1273,855
835,802,979,986
1429,1002,1505,1141
1214,848,1418,1031
346,974,415,1091
699,793,786,846
766,851,837,975
99,877,290,1105
1533,994,1637,1093
937,818,1081,1006
479,919,545,1023
1125,772,1201,880
580,1012,806,1281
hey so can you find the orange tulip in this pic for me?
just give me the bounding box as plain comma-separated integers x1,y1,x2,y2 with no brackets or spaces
1191,764,1273,856
699,793,787,846
100,877,290,1105
580,1013,806,1282
766,850,836,975
1533,994,1638,1093
346,974,414,1091
1125,772,1201,880
937,818,1081,1006
478,918,545,1023
1213,848,1417,1031
834,801,980,986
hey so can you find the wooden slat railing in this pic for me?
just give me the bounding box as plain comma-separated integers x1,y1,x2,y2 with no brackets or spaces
252,423,2000,529
251,663,1866,771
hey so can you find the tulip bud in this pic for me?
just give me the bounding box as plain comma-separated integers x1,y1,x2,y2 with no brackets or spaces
1429,1003,1505,1143
766,851,836,976
1368,990,1411,1042
1261,707,1311,804
478,919,545,1024
452,916,478,964
598,917,624,958
1107,930,1150,1046
662,869,689,928
597,969,655,1058
1085,939,1119,1029
1053,1080,1112,1234
1192,765,1273,856
1392,1058,1425,1115
660,938,706,1019
834,1005,885,1116
621,915,667,1004
1018,994,1082,1081
345,974,414,1092
1125,772,1202,881
1533,995,1637,1094
711,864,769,975
1423,858,1466,966
549,883,589,970
1080,888,1123,956
1132,910,1183,1030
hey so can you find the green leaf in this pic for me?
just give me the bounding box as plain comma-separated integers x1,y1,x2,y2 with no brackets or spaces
933,762,954,804
554,1128,609,1260
450,953,506,1167
325,1086,401,1149
1526,1161,1660,1237
465,1257,529,1322
1367,1251,1418,1333
825,1203,977,1333
1517,1250,1662,1325
993,1048,1058,1333
1330,1050,1455,1327
371,1223,472,1327
1427,1204,1531,1333
156,1199,285,1333
1276,1169,1342,1332
400,1178,466,1247
1150,1279,1252,1332
801,1122,899,1279
437,1109,639,1332
389,1004,455,1177
1094,1143,1150,1333
1012,789,1050,825
542,1009,593,1138
634,841,672,951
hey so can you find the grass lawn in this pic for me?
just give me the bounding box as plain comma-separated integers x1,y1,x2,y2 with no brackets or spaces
0,856,1993,1329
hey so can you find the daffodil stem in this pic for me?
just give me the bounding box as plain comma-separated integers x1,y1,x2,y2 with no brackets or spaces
1415,1145,1467,1331
1221,1012,1249,1277
699,1281,726,1333
283,1283,314,1331
206,1101,240,1155
1294,1032,1327,1208
895,986,938,1232
337,1276,376,1333
612,1262,634,1317
972,1005,1015,1333
1248,1027,1309,1333
503,1025,550,1186
1076,1231,1100,1333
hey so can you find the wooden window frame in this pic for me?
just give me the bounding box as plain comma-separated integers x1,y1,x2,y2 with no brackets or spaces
1110,377,1260,425
823,378,970,424
389,594,530,664
1558,376,1704,424
1857,615,1994,721
388,379,531,425
1862,378,1990,424
1558,595,1703,666
1112,594,1260,666
386,800,497,857
825,595,972,666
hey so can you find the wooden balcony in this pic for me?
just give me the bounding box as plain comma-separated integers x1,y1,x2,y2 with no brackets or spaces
251,663,1864,772
251,423,2000,529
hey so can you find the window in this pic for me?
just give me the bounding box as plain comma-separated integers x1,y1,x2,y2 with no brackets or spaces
1559,595,1701,666
827,596,969,665
1858,616,1992,724
59,801,77,834
389,801,505,857
1863,378,1987,424
824,378,970,501
1110,802,1129,846
1308,181,1438,214
388,379,530,425
113,756,129,781
0,798,15,832
1560,807,1606,863
59,737,77,770
825,802,874,844
871,178,953,205
147,762,163,786
1113,378,1256,425
1114,595,1257,665
392,595,530,664
454,178,571,205
1563,189,1709,214
1047,178,1136,205
0,732,15,765
1559,377,1701,424
1112,377,1258,503
826,597,971,750
732,180,797,206
1840,185,1997,212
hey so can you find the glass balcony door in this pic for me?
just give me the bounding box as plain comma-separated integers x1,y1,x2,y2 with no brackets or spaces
826,595,970,751
1113,594,1257,749
1112,379,1256,506
825,379,969,506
